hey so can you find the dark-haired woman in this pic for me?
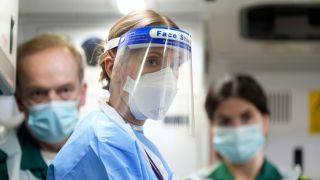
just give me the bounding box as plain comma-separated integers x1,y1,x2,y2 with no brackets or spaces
204,74,282,180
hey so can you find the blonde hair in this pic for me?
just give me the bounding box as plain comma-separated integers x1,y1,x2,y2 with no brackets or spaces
99,9,179,90
16,33,85,96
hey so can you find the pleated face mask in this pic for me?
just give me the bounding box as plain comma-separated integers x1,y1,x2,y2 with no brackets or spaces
27,101,78,144
213,123,265,164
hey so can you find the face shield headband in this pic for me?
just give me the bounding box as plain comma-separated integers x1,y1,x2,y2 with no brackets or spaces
105,26,191,55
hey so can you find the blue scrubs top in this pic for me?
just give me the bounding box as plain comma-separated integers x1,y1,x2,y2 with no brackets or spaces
47,104,173,180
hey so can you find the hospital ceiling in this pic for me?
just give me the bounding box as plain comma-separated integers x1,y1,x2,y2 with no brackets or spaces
19,0,207,15
19,0,318,17
19,0,320,71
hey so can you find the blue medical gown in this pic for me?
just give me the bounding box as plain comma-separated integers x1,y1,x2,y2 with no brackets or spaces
47,109,173,180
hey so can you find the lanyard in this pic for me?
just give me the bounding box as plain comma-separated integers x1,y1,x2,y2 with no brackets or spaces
99,102,169,180
145,150,163,180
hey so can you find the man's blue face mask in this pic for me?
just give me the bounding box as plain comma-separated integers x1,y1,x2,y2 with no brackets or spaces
27,101,79,144
213,123,265,164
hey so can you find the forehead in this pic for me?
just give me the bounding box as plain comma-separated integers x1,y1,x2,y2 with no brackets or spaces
131,46,179,55
20,46,80,89
215,97,257,116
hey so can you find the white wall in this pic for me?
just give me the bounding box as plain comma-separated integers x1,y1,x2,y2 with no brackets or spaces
256,73,320,179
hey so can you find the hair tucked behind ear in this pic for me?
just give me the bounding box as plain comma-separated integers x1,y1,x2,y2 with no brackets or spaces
98,9,179,90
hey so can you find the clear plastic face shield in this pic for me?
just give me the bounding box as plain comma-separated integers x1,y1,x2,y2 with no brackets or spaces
106,26,194,125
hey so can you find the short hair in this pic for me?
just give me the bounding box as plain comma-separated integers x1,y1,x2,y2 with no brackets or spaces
205,74,269,123
98,9,179,90
16,33,85,96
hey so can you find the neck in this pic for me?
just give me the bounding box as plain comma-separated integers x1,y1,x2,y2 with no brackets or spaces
38,139,67,152
109,94,145,126
226,151,264,180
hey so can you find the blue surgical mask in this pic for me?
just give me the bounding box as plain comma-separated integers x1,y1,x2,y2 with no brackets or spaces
213,123,265,164
27,101,79,144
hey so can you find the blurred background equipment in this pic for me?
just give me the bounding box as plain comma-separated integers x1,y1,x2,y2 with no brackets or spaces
0,0,18,95
81,37,103,66
294,147,304,172
0,0,24,179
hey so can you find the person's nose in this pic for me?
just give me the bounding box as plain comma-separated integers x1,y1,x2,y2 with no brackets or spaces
232,118,242,127
168,64,179,78
48,90,61,102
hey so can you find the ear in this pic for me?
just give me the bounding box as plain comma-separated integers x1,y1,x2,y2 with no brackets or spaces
14,92,28,118
105,55,125,84
262,114,270,135
104,56,114,79
14,92,26,112
79,82,87,107
210,121,217,139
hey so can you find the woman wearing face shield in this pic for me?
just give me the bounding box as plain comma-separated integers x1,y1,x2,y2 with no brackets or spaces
203,74,283,180
47,10,192,180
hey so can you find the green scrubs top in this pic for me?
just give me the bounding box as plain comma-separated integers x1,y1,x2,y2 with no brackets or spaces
17,125,48,180
0,149,9,180
208,159,283,180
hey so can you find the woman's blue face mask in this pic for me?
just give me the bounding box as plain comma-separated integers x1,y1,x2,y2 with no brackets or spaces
27,101,79,144
213,123,265,164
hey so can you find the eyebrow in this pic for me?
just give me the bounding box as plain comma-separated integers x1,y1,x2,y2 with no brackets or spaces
25,84,49,92
240,109,252,116
148,51,163,57
216,108,252,119
56,83,75,90
27,82,75,91
217,114,231,120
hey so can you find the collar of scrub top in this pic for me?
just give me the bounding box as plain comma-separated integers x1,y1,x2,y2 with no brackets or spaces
131,124,144,132
17,124,48,178
99,101,169,179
